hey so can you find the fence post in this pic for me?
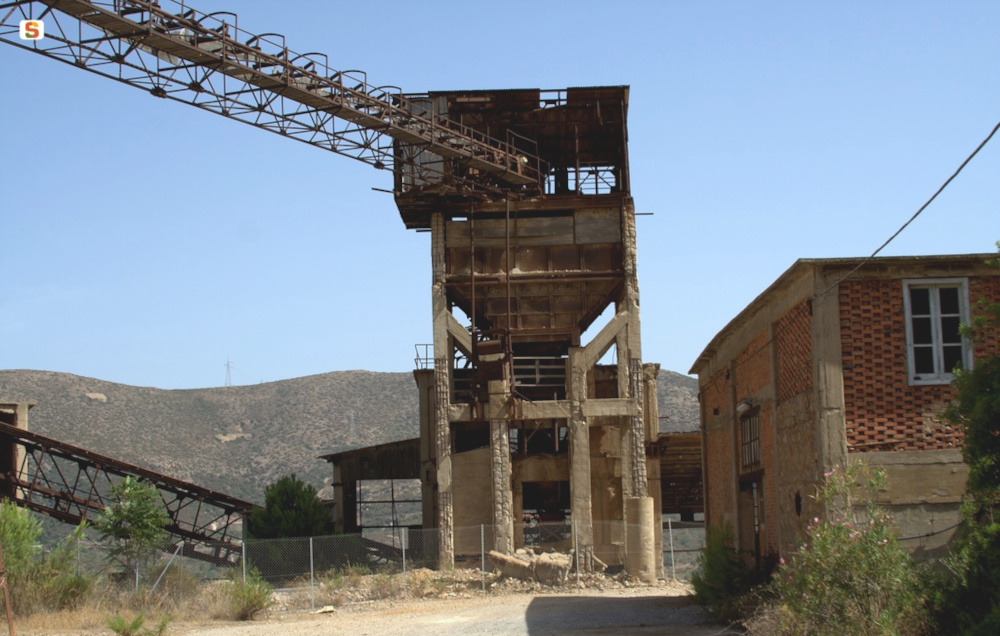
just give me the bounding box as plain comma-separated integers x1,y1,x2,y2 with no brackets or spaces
480,525,485,593
148,543,183,598
668,519,676,580
242,541,247,585
309,537,315,611
574,520,580,586
402,528,408,597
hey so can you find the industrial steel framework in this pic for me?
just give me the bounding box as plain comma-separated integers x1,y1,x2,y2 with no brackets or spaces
0,0,544,196
1,0,665,578
0,421,251,565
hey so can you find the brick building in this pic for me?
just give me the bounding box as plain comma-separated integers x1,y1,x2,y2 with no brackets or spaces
689,254,1000,566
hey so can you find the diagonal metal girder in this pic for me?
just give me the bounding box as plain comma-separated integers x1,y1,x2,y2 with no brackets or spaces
0,422,252,566
0,0,545,196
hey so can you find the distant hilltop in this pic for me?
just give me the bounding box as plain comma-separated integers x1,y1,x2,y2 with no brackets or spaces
0,368,697,504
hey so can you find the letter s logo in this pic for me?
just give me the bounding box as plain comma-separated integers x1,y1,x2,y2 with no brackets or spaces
19,20,44,40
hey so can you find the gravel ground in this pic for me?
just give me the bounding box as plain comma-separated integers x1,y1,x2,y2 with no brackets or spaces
173,583,737,636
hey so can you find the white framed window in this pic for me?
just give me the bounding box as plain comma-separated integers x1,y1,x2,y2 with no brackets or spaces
903,278,971,385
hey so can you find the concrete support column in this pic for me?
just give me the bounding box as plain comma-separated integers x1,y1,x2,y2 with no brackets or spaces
628,358,647,497
431,212,454,569
568,347,594,571
625,496,657,583
414,370,438,532
812,273,848,478
0,403,31,501
643,364,664,578
489,379,514,554
331,463,346,533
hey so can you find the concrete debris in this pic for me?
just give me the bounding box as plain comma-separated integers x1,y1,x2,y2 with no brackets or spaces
488,550,534,581
488,550,572,585
532,552,572,586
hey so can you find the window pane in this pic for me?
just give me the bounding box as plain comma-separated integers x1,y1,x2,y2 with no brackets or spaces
912,317,933,344
943,345,963,372
914,346,935,374
910,287,931,315
941,316,962,343
939,287,960,315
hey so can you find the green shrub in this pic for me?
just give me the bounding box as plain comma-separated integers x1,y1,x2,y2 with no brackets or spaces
931,505,1000,635
106,612,171,636
747,463,929,636
223,568,274,621
691,522,761,622
0,503,92,615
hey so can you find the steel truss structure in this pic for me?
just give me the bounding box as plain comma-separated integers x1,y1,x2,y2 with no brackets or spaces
0,422,252,565
0,0,544,196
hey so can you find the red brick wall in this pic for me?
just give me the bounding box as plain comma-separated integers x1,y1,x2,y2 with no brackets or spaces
839,275,1000,452
702,367,732,527
776,301,813,401
732,332,777,556
970,276,1000,359
734,331,771,399
760,403,779,555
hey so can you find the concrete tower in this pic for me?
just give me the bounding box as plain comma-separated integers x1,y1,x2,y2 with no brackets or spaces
397,87,661,578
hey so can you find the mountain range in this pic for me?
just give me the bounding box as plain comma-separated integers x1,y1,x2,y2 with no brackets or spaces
0,368,698,505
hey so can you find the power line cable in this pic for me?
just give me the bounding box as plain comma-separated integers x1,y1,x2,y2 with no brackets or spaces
816,118,1000,301
699,118,1000,405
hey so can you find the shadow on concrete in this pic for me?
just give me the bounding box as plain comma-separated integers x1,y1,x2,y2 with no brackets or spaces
525,594,734,635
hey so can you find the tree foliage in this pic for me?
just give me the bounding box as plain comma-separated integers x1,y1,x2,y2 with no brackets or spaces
247,474,332,539
690,522,760,622
0,501,90,615
947,245,1000,500
935,245,1000,634
747,464,928,636
93,476,170,574
0,499,42,579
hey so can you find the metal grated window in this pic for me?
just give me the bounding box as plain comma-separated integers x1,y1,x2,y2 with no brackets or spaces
741,411,761,472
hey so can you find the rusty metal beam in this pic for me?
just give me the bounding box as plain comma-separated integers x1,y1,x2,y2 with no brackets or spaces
0,0,544,197
0,422,252,566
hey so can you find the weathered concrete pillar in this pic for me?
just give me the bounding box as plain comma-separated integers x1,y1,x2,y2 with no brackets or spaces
489,378,514,554
812,272,848,477
568,347,594,571
625,496,657,583
643,364,664,578
628,358,647,497
431,212,454,569
0,402,32,501
413,370,438,532
331,463,348,533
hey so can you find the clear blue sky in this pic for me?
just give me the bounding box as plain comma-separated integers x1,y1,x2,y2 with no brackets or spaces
2,1,998,389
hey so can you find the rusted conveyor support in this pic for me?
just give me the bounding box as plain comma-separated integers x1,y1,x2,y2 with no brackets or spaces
0,0,544,196
0,422,252,566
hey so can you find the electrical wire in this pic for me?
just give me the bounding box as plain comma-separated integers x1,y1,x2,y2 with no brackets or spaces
815,118,1000,301
698,118,1000,403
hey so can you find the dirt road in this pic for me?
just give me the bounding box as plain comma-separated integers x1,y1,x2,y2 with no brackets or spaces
176,586,736,636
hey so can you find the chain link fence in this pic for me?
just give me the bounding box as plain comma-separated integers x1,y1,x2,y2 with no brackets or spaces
67,519,703,609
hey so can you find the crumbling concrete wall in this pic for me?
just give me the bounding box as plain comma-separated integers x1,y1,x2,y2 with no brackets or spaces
452,446,493,554
862,449,968,560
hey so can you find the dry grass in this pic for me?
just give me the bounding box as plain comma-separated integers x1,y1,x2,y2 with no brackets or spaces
11,566,653,634
13,578,230,635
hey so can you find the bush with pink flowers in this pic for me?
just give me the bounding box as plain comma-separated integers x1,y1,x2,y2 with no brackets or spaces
746,463,929,635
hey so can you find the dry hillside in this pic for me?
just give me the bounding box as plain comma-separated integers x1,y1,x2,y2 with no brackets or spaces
0,368,697,505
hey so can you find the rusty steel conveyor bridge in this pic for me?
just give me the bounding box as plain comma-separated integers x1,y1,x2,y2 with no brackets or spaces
0,421,252,566
0,0,546,197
